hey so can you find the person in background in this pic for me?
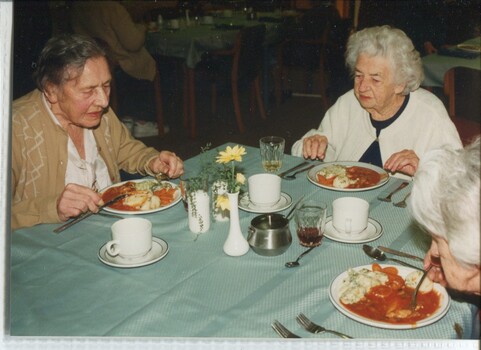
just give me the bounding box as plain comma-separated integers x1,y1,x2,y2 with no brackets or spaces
70,0,161,136
409,137,480,338
291,25,462,178
12,34,184,231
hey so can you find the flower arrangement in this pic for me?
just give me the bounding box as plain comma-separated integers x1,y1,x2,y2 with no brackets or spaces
215,145,247,193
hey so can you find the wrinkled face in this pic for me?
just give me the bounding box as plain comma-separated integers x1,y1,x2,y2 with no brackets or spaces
428,236,480,293
45,57,111,129
353,54,404,117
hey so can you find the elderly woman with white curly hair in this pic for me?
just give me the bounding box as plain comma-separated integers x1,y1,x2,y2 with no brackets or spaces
410,137,480,295
291,25,462,178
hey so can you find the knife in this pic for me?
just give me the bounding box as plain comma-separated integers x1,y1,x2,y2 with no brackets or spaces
53,194,128,234
278,161,309,177
377,246,424,262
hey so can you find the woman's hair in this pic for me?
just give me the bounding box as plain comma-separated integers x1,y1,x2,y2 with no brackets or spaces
33,34,107,91
409,137,480,267
345,25,424,95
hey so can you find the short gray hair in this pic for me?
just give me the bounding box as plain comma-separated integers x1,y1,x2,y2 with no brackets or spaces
33,33,108,91
345,25,424,95
409,137,480,267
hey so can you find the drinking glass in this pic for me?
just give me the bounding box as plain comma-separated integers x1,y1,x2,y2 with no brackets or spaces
295,200,327,247
259,136,285,173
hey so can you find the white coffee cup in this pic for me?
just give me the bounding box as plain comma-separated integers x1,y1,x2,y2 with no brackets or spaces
332,197,369,234
248,173,281,207
106,218,152,259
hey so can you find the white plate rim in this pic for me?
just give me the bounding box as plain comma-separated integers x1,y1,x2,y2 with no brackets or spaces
101,179,181,215
307,161,389,192
238,192,292,213
329,264,451,329
98,237,169,268
324,216,383,244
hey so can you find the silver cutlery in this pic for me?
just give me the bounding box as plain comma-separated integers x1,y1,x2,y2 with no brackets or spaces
282,164,317,180
285,246,316,268
377,181,409,202
271,320,300,338
97,212,125,220
296,313,353,339
410,265,434,309
278,161,309,178
377,246,424,262
362,244,423,271
393,192,411,208
53,194,127,233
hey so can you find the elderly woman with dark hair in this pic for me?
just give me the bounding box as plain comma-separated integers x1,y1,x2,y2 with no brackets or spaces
292,25,462,178
12,34,184,230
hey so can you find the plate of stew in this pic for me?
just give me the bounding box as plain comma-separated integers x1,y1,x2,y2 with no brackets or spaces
307,162,389,191
329,264,450,329
100,179,181,215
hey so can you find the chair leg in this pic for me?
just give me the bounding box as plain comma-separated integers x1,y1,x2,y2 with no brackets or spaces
231,79,245,133
153,68,164,136
254,76,267,120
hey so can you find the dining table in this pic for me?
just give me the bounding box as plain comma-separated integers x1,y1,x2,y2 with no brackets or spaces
9,143,480,345
145,12,290,137
421,37,481,88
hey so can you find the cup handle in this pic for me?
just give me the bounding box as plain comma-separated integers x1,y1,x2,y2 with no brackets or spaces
105,240,120,257
345,219,352,234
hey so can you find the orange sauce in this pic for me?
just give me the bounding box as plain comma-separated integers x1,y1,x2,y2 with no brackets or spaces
317,166,381,189
342,264,441,325
101,181,176,211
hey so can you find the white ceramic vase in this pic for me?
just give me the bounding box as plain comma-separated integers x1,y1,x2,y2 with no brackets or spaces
223,192,249,256
187,190,210,234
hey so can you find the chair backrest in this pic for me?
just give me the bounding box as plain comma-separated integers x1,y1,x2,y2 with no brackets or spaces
443,66,481,145
233,25,266,82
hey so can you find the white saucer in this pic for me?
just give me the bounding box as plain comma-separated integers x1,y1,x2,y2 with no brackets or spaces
98,237,169,268
238,192,292,213
324,216,383,243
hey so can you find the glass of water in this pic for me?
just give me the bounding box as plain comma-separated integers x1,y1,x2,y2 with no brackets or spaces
259,136,285,173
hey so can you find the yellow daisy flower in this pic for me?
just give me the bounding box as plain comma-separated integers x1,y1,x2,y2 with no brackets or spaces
216,145,246,164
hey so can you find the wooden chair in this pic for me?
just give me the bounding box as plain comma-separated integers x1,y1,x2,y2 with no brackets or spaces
443,67,481,145
192,24,267,136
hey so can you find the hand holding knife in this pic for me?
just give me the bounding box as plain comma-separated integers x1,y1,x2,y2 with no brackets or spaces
53,194,127,234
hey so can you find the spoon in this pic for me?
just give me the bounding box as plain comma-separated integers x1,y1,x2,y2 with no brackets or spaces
285,246,316,268
410,265,434,309
282,164,316,180
362,244,423,271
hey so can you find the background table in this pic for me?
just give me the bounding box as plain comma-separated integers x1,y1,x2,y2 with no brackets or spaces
10,144,478,340
422,37,481,88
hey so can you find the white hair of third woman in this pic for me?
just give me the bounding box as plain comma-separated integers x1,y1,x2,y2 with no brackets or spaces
409,137,480,267
345,25,424,95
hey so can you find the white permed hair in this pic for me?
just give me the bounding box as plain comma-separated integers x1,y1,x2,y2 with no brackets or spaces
409,137,480,267
345,25,424,95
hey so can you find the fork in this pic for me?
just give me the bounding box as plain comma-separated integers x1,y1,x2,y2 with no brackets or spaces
377,181,409,202
271,320,301,338
296,313,353,339
393,192,411,208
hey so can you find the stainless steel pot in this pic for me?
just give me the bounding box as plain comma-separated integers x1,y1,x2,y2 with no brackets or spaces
247,213,292,256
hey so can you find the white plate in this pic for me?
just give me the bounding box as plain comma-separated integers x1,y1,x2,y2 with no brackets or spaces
101,179,181,215
238,192,292,213
98,237,169,268
456,44,481,53
324,217,383,243
329,264,450,329
307,161,389,192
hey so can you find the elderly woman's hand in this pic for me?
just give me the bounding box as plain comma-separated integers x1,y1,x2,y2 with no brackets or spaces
57,183,102,222
149,151,184,179
302,135,329,160
384,149,419,176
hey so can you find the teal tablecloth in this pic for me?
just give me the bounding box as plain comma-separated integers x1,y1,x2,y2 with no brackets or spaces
422,37,481,87
10,144,478,339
